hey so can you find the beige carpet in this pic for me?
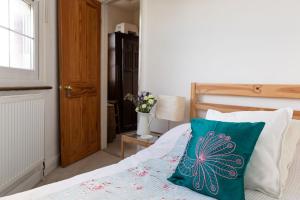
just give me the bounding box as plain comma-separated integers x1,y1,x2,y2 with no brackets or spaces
36,134,138,188
36,151,120,187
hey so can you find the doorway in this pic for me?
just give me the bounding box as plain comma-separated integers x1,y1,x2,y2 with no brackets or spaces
101,0,140,156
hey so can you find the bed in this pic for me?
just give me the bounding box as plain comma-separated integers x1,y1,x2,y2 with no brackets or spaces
2,83,300,200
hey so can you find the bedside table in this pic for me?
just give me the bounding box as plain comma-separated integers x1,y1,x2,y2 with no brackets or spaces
120,132,160,159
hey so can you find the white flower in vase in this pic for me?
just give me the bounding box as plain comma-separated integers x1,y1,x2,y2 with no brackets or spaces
148,99,154,105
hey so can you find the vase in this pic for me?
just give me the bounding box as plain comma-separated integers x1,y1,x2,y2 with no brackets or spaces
137,112,151,136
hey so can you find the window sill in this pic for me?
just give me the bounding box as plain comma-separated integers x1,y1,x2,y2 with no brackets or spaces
0,86,52,92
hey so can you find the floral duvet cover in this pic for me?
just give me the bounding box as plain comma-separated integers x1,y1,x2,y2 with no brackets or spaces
41,130,214,200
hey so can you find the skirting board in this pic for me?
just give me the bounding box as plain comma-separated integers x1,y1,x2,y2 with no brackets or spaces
44,154,60,176
2,166,43,197
1,154,60,197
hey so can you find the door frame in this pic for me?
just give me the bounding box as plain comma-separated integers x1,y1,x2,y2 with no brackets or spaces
100,0,142,149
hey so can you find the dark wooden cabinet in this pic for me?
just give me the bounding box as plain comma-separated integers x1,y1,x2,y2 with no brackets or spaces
108,32,138,132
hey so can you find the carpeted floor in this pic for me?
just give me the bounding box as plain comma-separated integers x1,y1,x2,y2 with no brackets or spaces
36,151,120,187
36,134,138,188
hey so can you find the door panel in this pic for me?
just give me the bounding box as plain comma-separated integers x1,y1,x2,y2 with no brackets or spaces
121,37,138,131
59,0,101,167
60,0,85,82
83,97,98,145
133,42,139,96
86,2,99,82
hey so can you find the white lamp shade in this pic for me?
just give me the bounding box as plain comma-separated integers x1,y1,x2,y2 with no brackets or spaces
155,95,186,122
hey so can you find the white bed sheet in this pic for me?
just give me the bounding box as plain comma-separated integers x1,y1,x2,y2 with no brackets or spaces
2,124,300,200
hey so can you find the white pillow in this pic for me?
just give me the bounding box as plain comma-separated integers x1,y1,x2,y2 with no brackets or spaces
206,108,293,198
280,120,300,188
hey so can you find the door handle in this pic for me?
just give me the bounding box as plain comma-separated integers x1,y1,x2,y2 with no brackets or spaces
64,85,73,97
64,85,73,91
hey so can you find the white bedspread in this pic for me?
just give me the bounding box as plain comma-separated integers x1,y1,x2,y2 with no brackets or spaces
2,124,300,200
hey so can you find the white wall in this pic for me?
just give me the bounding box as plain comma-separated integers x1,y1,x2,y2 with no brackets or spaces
43,0,59,175
101,4,109,149
133,9,140,28
0,1,58,194
107,6,138,33
140,0,300,132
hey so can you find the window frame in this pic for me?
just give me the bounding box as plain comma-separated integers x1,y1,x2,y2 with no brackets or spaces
0,0,42,84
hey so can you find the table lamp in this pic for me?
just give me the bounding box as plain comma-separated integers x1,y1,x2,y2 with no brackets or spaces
155,95,186,130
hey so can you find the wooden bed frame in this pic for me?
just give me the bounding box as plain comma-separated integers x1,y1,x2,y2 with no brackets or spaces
190,83,300,120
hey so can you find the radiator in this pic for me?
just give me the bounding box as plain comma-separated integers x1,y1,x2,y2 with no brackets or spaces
0,94,45,194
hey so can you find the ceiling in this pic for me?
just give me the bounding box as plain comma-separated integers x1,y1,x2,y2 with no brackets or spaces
108,0,140,11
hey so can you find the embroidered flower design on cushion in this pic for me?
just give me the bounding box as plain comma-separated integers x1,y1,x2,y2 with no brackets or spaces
178,131,244,195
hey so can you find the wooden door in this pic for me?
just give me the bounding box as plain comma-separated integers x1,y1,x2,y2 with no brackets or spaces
58,0,101,167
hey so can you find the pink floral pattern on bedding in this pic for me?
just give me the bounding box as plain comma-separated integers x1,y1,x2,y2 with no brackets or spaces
80,180,112,192
41,128,215,200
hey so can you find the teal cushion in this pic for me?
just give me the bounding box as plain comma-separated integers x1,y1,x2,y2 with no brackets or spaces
168,119,265,200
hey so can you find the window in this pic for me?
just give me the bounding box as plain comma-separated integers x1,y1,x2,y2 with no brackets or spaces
0,0,39,81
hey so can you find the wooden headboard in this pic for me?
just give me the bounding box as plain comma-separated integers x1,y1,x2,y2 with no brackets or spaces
190,83,300,120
